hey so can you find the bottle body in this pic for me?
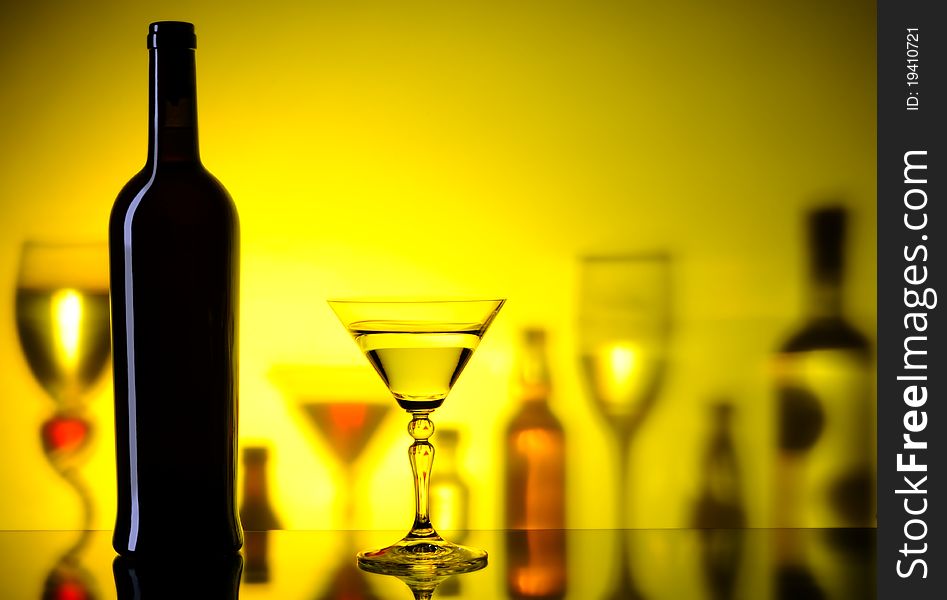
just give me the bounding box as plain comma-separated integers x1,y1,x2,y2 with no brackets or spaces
769,207,873,600
240,447,279,583
504,329,566,600
772,207,873,529
110,22,242,556
505,402,567,600
239,447,281,531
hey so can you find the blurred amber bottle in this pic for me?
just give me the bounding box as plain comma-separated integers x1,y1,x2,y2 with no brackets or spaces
240,447,280,584
773,206,873,528
505,328,566,600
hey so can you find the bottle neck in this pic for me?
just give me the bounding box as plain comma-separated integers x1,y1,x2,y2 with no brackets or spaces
148,48,200,165
243,462,268,503
517,339,551,405
437,443,459,473
807,274,843,320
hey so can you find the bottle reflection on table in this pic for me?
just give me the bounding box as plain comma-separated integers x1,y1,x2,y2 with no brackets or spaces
505,328,566,600
112,553,243,599
239,446,281,584
693,401,746,600
773,530,826,600
775,527,876,600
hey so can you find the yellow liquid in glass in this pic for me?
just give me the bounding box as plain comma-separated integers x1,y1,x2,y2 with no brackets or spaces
581,342,663,424
351,322,481,411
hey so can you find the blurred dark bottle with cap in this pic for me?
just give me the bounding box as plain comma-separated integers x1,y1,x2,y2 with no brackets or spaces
240,446,281,583
109,21,242,556
772,205,873,529
505,328,567,600
771,206,875,600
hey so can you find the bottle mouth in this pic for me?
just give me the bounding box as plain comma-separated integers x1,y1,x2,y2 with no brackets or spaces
147,21,196,49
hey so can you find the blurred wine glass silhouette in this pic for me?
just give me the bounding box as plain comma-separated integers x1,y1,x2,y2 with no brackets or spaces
577,253,671,599
270,365,393,527
16,242,111,490
15,241,110,600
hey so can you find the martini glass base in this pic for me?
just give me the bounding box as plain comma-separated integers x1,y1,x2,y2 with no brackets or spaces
356,536,487,577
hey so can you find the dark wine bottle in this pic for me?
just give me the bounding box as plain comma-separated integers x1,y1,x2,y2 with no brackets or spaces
109,21,242,556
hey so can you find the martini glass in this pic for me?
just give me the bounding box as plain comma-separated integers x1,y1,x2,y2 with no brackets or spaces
328,299,505,577
270,365,393,526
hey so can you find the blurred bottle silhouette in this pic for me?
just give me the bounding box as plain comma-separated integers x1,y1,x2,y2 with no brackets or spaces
239,446,281,584
773,206,873,528
694,403,745,530
240,447,281,531
693,402,745,600
429,428,470,539
113,553,243,599
505,328,566,600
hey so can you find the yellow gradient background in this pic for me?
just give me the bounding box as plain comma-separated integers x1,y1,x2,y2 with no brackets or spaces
0,0,874,531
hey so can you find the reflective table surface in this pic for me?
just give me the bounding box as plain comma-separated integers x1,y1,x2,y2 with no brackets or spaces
0,528,875,599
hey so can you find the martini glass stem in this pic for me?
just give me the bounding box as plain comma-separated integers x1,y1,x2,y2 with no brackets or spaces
407,412,439,540
615,427,631,529
342,466,356,528
612,425,646,598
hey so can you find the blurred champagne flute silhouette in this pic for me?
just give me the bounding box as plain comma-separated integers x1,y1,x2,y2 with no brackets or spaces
15,241,111,519
270,365,393,527
577,254,671,599
15,241,110,600
329,299,504,580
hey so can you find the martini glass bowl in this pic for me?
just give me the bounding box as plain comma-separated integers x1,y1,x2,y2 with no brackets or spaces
270,365,393,527
328,299,504,577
